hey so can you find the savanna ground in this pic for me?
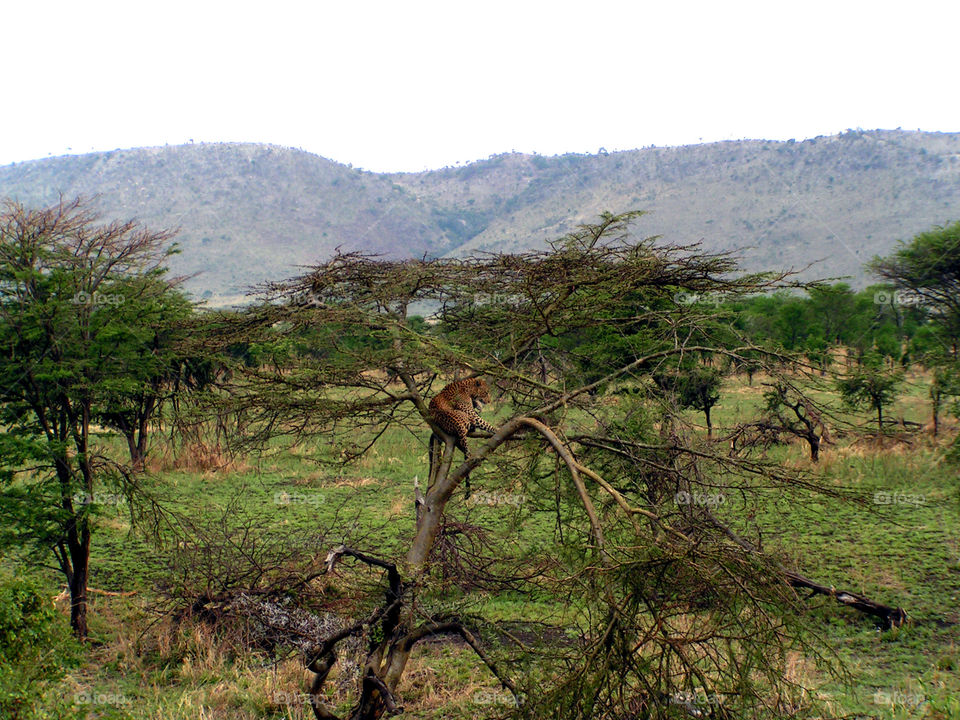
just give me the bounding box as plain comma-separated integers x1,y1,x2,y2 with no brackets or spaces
18,369,960,720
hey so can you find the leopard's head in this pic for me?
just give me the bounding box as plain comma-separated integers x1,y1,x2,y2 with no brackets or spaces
469,378,491,408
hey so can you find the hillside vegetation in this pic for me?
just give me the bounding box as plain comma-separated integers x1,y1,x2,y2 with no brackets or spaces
0,129,957,301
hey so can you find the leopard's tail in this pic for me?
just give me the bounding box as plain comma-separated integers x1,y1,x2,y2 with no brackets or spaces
428,432,441,487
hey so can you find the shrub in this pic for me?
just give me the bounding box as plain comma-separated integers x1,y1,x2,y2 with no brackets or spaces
0,572,79,719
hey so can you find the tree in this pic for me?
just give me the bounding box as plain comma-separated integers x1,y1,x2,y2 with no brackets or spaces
199,212,905,719
836,353,903,432
762,382,831,461
871,221,960,355
0,199,178,637
92,275,195,470
929,365,960,437
653,363,723,437
807,283,856,346
773,295,812,350
873,223,960,452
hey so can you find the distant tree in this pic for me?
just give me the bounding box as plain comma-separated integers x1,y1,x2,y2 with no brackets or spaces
873,327,901,365
836,353,903,432
761,382,831,461
908,325,946,367
0,199,178,638
872,223,960,450
732,293,780,346
653,363,723,436
773,295,811,350
929,365,960,437
807,283,856,345
803,332,830,374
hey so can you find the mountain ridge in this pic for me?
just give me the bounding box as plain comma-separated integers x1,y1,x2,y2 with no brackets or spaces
1,130,957,301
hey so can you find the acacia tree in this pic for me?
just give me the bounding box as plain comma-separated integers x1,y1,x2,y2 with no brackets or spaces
727,382,832,462
930,365,960,437
653,363,723,437
202,212,904,719
836,353,903,432
0,199,179,637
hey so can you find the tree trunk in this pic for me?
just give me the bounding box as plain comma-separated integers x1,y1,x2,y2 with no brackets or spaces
784,571,907,629
54,451,91,640
73,402,94,639
136,417,149,470
135,397,155,470
308,416,580,719
125,431,144,472
68,529,90,639
704,406,712,438
932,391,941,437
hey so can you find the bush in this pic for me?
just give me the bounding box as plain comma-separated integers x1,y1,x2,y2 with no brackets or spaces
0,572,79,719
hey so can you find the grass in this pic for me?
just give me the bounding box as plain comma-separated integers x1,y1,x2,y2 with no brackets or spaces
10,371,960,719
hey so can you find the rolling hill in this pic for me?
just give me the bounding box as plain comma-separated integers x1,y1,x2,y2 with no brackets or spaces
1,129,957,302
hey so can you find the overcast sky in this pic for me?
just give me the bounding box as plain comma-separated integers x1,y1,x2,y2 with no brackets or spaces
3,0,957,173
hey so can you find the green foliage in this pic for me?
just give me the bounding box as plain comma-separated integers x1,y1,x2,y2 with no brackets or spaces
871,220,960,347
92,275,196,466
0,572,79,719
932,365,960,462
727,283,931,366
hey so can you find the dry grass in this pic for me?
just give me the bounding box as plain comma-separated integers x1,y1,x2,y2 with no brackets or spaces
328,476,380,488
396,644,494,714
147,441,249,474
66,606,352,720
291,470,326,486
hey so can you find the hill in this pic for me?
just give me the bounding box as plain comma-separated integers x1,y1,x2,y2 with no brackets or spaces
1,130,957,301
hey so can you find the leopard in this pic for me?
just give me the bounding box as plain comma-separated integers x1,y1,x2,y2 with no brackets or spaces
428,377,497,459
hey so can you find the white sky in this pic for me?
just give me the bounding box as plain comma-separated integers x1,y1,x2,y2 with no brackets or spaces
2,0,958,173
